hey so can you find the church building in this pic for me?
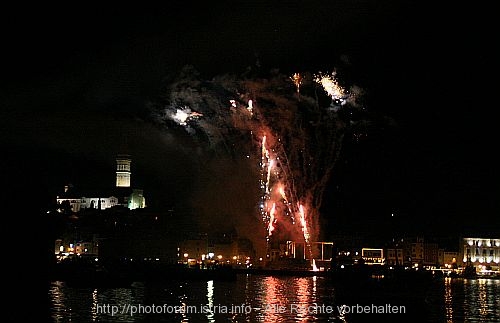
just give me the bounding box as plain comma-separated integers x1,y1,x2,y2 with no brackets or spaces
56,154,146,212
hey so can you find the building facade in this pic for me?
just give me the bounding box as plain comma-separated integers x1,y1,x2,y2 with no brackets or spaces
56,154,146,212
460,237,500,271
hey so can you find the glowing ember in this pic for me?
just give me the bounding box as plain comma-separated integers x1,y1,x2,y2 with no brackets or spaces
170,107,203,126
268,202,276,236
314,71,347,105
247,99,253,115
290,73,303,94
298,204,313,260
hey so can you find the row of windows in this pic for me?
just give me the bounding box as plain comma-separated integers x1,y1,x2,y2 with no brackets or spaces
59,199,118,204
466,240,500,247
466,248,496,256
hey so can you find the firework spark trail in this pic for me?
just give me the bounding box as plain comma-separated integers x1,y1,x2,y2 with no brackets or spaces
298,204,311,254
266,159,274,195
258,130,316,261
276,183,295,225
268,202,276,237
260,135,274,240
278,184,286,201
261,128,315,254
273,140,298,224
260,133,301,243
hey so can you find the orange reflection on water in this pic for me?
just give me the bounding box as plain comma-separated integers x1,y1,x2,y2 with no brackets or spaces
295,277,314,322
259,276,318,322
262,276,281,322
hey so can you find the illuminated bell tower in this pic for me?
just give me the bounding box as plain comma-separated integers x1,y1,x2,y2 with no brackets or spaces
116,154,131,187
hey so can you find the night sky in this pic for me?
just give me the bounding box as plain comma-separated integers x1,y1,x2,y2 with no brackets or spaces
2,2,499,241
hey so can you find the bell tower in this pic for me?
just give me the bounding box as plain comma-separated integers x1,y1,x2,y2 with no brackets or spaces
116,154,131,187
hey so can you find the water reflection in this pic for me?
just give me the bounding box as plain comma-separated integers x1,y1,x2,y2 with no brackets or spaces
252,275,341,322
91,288,98,321
478,279,488,318
444,277,453,323
48,276,500,322
463,279,499,322
206,280,214,323
296,277,313,321
261,276,280,322
49,281,66,321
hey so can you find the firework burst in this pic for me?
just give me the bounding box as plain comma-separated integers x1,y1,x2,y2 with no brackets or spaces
154,65,364,264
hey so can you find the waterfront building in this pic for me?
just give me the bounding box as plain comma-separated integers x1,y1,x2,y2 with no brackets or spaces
54,238,99,262
385,246,404,266
442,251,459,268
179,235,255,267
401,236,424,267
460,237,500,271
423,241,439,267
361,248,385,265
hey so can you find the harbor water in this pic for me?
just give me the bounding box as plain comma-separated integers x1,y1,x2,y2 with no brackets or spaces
48,275,500,322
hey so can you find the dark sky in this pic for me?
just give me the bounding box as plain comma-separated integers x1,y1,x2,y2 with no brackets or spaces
2,2,498,240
